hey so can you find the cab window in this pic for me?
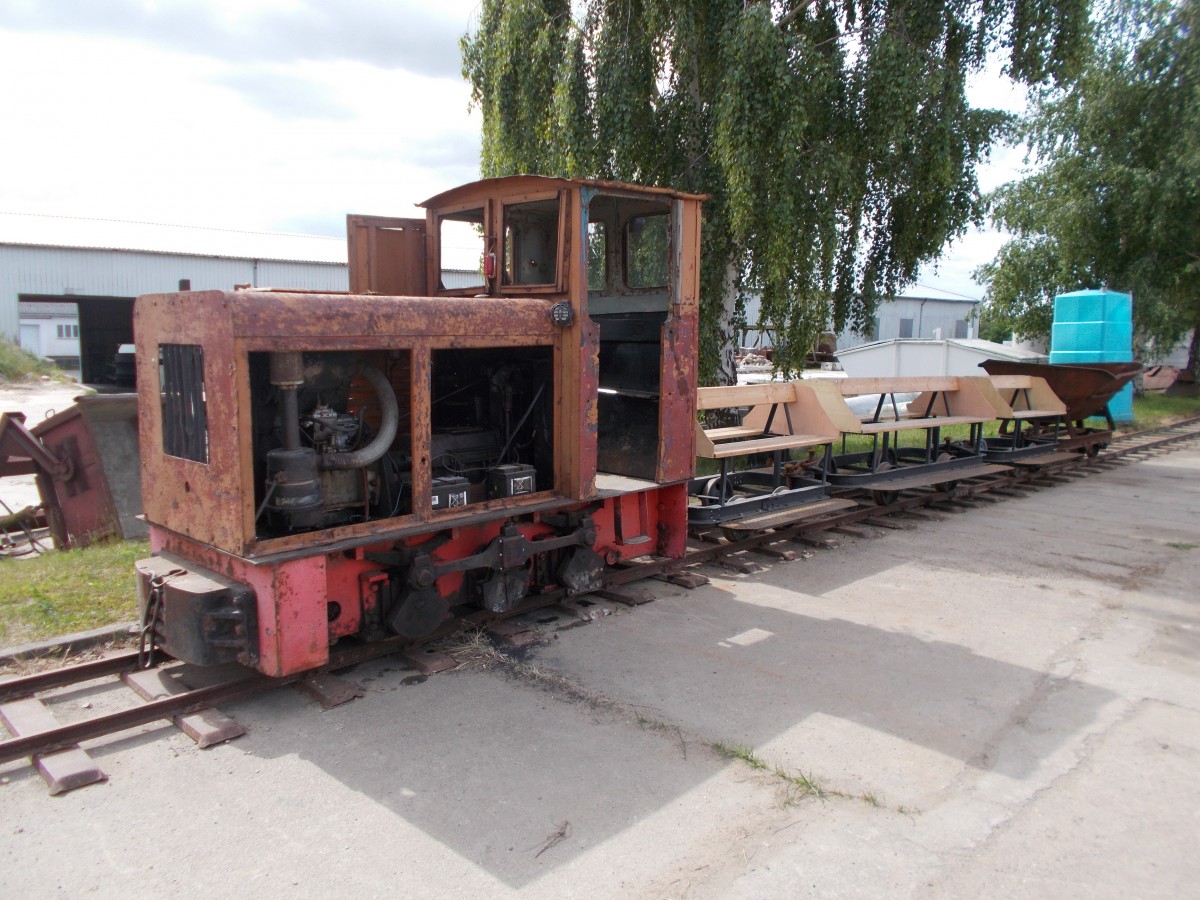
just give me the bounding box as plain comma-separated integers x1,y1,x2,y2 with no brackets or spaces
438,208,486,291
503,198,559,287
625,214,669,289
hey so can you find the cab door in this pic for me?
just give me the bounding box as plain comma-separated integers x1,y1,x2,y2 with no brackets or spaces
346,215,427,296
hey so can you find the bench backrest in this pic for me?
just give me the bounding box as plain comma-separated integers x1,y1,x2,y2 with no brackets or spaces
907,376,997,419
983,374,1067,415
807,376,997,431
694,381,841,457
834,376,963,396
696,382,796,411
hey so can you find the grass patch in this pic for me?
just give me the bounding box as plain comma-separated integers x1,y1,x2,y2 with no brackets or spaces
1131,393,1200,430
0,539,146,646
773,764,826,805
0,338,70,383
712,741,770,770
710,740,890,808
1166,542,1197,551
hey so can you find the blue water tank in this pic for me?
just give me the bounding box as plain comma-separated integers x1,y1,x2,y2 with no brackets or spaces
1049,289,1134,421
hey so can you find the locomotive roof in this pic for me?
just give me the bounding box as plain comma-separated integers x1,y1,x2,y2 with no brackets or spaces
420,175,708,209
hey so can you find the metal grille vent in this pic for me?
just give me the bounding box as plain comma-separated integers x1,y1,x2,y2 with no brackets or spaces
159,343,209,463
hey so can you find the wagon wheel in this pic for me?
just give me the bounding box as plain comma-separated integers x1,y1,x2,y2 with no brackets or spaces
698,475,733,505
936,452,959,493
871,461,900,506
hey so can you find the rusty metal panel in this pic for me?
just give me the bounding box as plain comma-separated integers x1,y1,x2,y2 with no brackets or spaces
346,215,427,295
420,175,707,211
31,395,143,547
226,292,555,343
656,198,701,483
658,316,698,484
136,291,244,554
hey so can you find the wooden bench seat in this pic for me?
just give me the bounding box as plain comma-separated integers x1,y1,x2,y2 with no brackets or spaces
703,425,766,441
1005,408,1063,420
705,432,835,459
975,374,1068,421
858,414,987,434
695,382,839,460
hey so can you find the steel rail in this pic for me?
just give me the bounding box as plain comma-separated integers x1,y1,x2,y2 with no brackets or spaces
0,673,279,765
0,650,149,703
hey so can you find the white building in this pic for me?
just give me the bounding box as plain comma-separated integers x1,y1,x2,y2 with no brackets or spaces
17,301,82,367
741,292,980,355
837,338,1047,378
1,212,349,383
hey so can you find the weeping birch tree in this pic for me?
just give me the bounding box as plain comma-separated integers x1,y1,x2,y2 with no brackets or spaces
462,0,1089,383
976,0,1200,375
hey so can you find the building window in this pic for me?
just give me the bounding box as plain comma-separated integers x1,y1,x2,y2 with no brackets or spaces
899,318,914,339
56,323,79,339
954,319,968,339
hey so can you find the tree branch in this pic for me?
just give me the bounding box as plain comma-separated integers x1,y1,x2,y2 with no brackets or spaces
779,0,817,29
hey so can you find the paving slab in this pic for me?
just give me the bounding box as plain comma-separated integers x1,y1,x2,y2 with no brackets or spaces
0,448,1196,898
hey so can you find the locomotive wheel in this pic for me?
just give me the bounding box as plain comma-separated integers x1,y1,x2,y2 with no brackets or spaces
871,461,900,506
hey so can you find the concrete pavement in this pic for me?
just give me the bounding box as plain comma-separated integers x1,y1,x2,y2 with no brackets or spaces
2,446,1198,898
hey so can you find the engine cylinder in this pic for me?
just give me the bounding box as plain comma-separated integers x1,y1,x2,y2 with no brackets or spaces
265,447,323,531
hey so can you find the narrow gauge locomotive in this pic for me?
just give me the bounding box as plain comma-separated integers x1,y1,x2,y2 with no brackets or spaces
134,176,704,677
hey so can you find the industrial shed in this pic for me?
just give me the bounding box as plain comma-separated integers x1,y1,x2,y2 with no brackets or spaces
838,337,1048,378
1,212,348,383
741,292,980,355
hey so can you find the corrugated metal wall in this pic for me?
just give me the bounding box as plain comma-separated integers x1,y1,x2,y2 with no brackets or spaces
739,293,978,353
1,245,348,340
834,298,976,350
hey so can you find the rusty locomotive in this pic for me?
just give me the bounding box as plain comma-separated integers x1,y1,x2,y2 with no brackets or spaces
134,176,705,677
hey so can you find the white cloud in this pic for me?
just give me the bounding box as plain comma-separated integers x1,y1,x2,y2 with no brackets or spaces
0,0,477,78
0,4,481,236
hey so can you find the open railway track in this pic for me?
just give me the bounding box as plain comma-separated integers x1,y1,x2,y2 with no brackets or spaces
3,415,1199,792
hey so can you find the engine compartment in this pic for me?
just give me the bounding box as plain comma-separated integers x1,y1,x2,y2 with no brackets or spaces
248,345,554,538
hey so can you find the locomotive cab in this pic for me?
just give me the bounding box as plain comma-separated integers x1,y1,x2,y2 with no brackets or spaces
134,177,703,676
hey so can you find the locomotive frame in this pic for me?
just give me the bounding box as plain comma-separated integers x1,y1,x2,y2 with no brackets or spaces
134,176,704,677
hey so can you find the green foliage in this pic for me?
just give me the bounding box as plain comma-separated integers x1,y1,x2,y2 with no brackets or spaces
0,540,146,645
462,0,1088,382
977,0,1200,369
0,338,65,382
1131,392,1200,430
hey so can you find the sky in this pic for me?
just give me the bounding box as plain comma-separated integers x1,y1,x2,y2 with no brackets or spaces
0,0,1029,302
